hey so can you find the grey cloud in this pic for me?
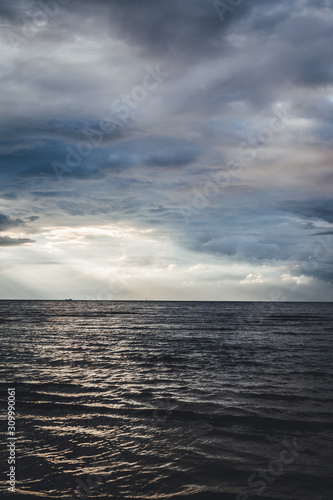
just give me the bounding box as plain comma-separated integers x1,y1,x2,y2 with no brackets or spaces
0,213,25,230
0,0,333,298
0,1,34,24
100,0,227,61
279,199,333,224
0,236,34,246
31,191,76,198
312,231,333,236
201,236,280,260
145,151,197,168
249,5,290,34
25,215,40,222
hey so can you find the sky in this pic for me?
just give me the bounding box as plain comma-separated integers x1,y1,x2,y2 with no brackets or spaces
0,0,332,300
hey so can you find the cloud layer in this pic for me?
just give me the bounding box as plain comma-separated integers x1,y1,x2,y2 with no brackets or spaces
0,0,332,299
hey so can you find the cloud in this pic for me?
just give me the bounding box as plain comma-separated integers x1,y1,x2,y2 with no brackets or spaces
312,231,333,236
0,0,332,298
25,216,40,222
279,199,333,224
0,213,36,246
240,273,264,284
0,236,34,246
0,213,25,230
199,235,280,260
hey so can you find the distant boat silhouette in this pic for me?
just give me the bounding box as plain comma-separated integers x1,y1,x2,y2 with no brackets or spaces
65,299,72,301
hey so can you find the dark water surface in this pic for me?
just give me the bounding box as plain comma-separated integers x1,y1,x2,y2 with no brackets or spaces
1,301,333,499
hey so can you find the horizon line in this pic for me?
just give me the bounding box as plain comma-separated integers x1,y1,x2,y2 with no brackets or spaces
0,299,332,303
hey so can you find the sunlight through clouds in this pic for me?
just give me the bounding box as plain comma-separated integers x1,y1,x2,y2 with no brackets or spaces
0,0,332,299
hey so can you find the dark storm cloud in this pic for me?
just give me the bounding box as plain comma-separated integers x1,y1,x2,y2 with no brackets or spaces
0,130,200,203
0,213,25,230
145,151,197,168
0,1,31,24
25,215,39,222
68,0,226,62
0,213,34,246
31,191,75,197
94,0,298,64
279,199,333,224
95,0,333,99
199,235,280,260
0,236,34,246
312,231,333,236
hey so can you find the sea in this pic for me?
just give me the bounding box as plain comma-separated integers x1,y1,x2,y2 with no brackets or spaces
0,300,333,500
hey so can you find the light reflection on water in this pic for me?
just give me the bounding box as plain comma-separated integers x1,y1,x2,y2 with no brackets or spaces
0,300,333,499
